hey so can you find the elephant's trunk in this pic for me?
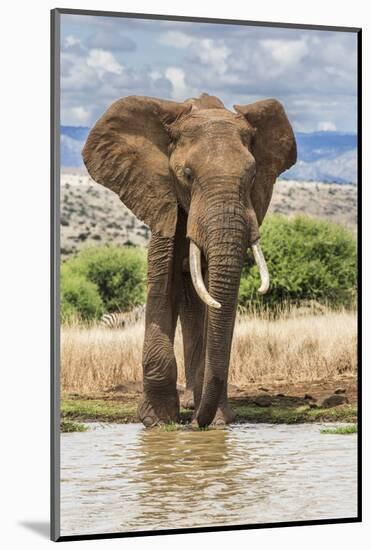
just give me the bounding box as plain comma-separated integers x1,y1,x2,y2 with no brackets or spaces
190,239,270,306
193,200,248,427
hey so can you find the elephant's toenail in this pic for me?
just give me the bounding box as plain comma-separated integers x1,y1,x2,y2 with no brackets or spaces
215,419,226,426
143,416,155,427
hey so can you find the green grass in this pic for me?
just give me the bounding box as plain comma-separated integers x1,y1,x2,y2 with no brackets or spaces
61,396,357,426
159,422,190,432
157,423,211,431
158,422,184,431
62,398,138,423
320,424,357,435
60,419,88,433
234,403,357,424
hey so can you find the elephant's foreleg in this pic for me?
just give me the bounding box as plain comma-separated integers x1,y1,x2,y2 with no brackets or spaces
182,269,235,426
179,271,206,410
211,383,236,426
138,233,182,427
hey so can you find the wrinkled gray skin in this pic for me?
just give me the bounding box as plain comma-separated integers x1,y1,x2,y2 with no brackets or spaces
82,93,297,427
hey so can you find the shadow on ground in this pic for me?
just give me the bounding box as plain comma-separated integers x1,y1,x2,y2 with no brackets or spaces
19,521,49,539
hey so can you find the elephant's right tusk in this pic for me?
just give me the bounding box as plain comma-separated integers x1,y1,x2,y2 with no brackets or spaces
251,241,270,294
189,241,221,309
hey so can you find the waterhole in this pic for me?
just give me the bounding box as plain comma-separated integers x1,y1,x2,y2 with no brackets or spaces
60,423,357,536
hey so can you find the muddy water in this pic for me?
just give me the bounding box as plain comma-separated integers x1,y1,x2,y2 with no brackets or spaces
60,423,357,536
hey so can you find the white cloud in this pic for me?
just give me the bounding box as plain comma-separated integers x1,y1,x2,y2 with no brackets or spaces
61,51,96,92
197,39,231,76
64,35,81,48
72,106,90,124
159,32,230,76
86,30,136,52
159,31,193,48
86,49,123,77
61,44,172,125
60,17,357,132
63,106,91,125
149,70,162,80
317,121,337,132
260,38,309,69
165,67,192,100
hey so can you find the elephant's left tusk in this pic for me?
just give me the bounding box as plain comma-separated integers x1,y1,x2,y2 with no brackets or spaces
189,241,221,309
251,241,270,294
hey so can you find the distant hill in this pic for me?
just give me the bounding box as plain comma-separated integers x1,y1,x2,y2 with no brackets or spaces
61,126,357,184
284,132,357,184
60,173,356,258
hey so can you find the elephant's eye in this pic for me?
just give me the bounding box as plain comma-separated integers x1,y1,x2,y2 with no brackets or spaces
183,167,194,183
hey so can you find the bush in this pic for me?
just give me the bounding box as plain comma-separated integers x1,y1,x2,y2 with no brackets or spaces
61,246,146,318
61,270,104,322
239,215,357,310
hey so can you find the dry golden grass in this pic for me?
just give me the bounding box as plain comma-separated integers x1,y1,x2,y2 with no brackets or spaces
61,309,357,395
230,311,356,386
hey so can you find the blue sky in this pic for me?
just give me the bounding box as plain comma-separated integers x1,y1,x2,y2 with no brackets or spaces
60,14,358,133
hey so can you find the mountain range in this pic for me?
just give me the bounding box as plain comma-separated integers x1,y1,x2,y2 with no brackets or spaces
61,126,357,184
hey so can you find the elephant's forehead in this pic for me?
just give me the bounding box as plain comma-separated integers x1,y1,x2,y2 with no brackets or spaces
190,109,239,123
179,109,251,135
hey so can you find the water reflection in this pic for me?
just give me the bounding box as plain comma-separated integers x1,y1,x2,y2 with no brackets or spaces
133,428,245,527
60,423,357,536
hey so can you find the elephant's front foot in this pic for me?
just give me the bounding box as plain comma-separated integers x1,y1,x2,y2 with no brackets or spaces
138,390,180,427
211,402,236,427
181,388,195,410
191,401,236,428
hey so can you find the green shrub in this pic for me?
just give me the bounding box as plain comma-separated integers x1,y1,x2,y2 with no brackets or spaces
62,245,146,315
61,269,103,322
239,215,357,310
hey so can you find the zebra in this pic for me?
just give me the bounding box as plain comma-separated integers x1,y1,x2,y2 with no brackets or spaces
100,305,145,329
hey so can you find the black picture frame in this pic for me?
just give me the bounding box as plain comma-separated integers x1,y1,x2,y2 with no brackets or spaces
51,7,362,542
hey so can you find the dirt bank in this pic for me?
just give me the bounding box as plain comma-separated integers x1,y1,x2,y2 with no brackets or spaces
61,376,357,429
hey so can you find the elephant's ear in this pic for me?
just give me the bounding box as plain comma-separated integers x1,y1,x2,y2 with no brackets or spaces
82,96,189,237
234,99,297,225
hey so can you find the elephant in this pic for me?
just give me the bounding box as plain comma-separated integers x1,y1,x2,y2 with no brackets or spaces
82,93,297,428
